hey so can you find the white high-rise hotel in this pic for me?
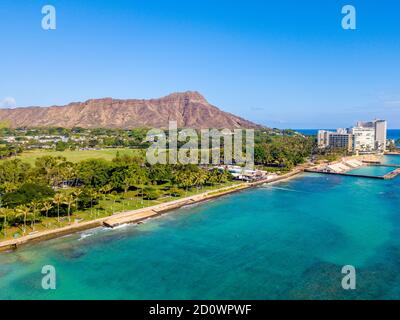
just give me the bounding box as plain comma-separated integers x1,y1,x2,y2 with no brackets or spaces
318,119,387,153
374,120,388,151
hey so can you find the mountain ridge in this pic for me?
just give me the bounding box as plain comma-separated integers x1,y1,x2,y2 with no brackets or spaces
0,91,262,129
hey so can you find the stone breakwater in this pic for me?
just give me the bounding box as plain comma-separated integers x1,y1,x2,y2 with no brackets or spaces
305,155,400,180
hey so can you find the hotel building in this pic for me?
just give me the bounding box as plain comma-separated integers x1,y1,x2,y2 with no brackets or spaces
374,120,387,151
317,119,387,153
318,129,353,152
351,126,375,152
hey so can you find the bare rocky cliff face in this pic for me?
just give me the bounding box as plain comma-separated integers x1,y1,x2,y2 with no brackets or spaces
0,91,261,129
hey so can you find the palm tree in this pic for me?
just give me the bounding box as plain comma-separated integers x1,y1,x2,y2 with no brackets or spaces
100,184,112,198
121,177,135,210
99,184,113,211
62,194,75,223
53,193,64,224
73,188,83,211
87,188,99,216
193,171,206,191
108,192,118,214
136,174,148,208
3,181,17,193
0,208,12,237
15,205,30,234
206,169,219,186
29,200,41,230
175,171,193,197
41,201,53,227
60,162,76,184
27,211,35,231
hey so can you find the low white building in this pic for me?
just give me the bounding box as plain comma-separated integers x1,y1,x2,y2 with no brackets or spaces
216,165,266,181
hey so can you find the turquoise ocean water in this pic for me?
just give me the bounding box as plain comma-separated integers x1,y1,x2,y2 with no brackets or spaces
1,156,400,300
348,166,396,177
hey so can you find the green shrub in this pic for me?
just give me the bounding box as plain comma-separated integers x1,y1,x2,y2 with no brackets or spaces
168,187,183,197
142,187,161,200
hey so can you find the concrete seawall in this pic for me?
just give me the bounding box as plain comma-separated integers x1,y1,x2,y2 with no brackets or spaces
305,166,400,180
305,169,385,180
384,168,400,179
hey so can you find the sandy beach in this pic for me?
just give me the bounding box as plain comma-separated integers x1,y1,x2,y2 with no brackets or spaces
0,168,303,252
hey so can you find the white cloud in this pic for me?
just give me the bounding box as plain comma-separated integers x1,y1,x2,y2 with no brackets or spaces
0,97,17,108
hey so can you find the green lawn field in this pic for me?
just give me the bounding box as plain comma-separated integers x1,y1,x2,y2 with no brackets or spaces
6,148,143,165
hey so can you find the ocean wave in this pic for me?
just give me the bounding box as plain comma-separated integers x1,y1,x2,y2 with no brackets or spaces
77,226,113,241
263,186,304,193
78,233,93,241
112,223,130,230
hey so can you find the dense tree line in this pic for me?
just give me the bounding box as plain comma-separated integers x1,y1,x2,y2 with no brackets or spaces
254,135,314,169
0,154,232,237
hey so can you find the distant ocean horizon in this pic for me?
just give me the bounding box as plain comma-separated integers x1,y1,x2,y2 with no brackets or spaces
296,129,400,142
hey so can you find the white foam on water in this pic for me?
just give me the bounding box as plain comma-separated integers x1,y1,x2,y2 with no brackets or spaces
112,223,130,230
78,233,93,241
181,203,201,209
59,234,73,239
263,186,304,193
77,226,114,241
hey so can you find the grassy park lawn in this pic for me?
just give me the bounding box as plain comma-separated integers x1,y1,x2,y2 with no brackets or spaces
6,148,143,165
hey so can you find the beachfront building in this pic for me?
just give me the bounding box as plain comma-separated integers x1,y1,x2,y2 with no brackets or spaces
351,126,375,153
374,120,387,151
317,119,387,153
317,129,353,152
215,165,268,181
329,132,354,152
354,119,387,152
317,130,330,148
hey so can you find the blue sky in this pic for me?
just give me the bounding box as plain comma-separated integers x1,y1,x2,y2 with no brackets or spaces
1,0,400,128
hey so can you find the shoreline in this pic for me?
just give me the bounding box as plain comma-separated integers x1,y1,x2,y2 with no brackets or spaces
0,168,303,252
